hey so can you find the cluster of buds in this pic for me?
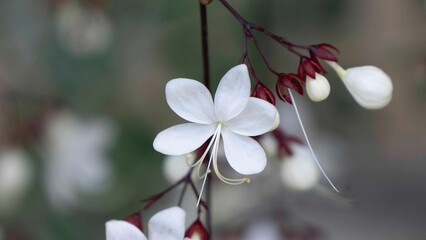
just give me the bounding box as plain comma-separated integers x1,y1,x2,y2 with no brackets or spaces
274,42,392,109
221,0,393,109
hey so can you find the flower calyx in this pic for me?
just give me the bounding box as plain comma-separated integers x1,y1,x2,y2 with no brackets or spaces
298,56,326,81
185,219,209,240
309,43,339,62
276,73,304,104
124,212,143,231
251,82,276,105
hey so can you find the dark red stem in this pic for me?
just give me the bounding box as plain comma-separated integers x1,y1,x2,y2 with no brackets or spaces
219,0,310,76
199,3,212,238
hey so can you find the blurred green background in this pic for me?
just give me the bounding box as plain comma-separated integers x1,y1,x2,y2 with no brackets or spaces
0,0,425,239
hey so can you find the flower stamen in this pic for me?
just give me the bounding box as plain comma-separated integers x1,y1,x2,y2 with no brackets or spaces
289,90,339,192
188,126,221,169
196,124,222,207
213,154,250,185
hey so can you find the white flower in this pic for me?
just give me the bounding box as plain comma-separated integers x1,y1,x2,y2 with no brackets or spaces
44,110,116,212
0,149,32,215
106,207,186,240
306,73,331,102
281,145,320,191
153,64,279,186
327,61,393,109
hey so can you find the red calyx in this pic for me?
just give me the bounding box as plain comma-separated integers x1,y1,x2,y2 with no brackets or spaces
298,56,326,80
124,212,143,231
276,73,304,104
251,82,276,105
276,81,292,104
185,219,209,240
309,43,339,62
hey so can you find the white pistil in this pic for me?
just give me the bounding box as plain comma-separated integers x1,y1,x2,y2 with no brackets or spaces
289,90,339,192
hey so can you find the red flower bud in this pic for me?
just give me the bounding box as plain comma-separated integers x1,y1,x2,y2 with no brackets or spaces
185,219,209,240
251,82,276,105
124,212,143,231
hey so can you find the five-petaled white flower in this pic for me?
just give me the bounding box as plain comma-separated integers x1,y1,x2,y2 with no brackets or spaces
153,64,279,189
106,207,186,240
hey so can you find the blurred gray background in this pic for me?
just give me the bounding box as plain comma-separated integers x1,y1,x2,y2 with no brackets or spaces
0,0,425,239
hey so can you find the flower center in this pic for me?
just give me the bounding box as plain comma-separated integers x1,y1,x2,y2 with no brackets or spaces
191,123,250,206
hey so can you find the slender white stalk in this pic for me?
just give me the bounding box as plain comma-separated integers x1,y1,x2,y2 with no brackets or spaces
289,90,339,192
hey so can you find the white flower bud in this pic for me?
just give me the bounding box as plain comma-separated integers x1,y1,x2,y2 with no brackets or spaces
281,145,319,191
306,73,331,102
328,61,393,109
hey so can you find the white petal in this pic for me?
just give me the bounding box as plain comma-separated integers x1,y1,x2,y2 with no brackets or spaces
106,220,147,240
221,128,267,175
166,79,215,124
153,123,216,155
306,73,330,102
343,66,393,109
214,65,251,121
148,207,186,240
225,97,278,136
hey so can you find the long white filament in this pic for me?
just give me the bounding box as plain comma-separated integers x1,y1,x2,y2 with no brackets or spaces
197,124,222,207
289,90,339,192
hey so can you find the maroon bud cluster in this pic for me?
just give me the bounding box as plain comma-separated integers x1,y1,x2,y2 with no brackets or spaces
251,82,276,105
220,0,341,105
185,219,209,240
124,212,143,231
